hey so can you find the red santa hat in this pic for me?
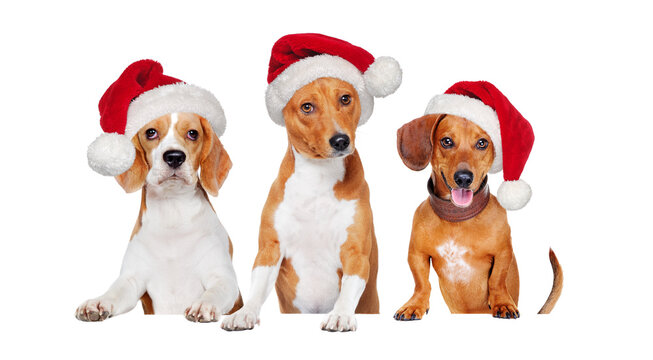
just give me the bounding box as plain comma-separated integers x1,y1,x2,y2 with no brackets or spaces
424,81,534,210
87,60,226,176
265,33,402,126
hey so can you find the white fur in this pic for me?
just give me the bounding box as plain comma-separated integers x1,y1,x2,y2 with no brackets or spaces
436,240,473,284
87,132,135,176
497,179,532,210
77,114,239,321
321,275,366,332
277,148,357,313
265,54,374,127
363,56,402,98
125,83,226,139
220,265,280,331
222,148,360,331
425,93,503,173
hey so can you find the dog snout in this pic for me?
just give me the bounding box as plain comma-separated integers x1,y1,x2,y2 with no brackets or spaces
329,134,350,152
163,150,186,169
453,170,474,189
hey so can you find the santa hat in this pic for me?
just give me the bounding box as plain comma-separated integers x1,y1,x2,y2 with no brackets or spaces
424,81,534,210
265,33,402,126
87,59,226,176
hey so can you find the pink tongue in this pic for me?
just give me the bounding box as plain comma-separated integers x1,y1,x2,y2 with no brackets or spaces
451,188,473,207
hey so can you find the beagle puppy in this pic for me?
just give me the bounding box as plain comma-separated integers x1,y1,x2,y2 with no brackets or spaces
394,114,562,319
221,78,379,332
76,113,242,322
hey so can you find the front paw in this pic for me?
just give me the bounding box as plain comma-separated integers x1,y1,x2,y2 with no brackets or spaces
75,299,113,322
321,312,357,332
185,301,220,323
394,301,429,321
489,298,520,319
220,307,259,331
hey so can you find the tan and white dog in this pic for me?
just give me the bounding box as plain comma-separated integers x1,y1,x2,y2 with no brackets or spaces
221,78,380,332
220,33,400,332
76,113,242,322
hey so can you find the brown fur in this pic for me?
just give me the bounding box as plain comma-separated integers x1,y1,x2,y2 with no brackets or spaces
395,114,562,319
117,113,241,315
253,77,379,313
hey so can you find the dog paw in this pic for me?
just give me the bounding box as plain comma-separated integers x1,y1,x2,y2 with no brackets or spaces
220,307,259,331
490,302,520,319
75,299,113,322
394,302,429,321
321,312,357,332
185,301,220,323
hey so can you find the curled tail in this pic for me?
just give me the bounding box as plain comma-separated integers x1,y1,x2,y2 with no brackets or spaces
538,248,563,314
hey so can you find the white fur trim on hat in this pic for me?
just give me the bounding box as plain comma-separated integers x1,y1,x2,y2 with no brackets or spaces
87,132,135,176
265,54,374,127
126,83,226,139
497,179,531,210
425,94,502,173
363,56,402,97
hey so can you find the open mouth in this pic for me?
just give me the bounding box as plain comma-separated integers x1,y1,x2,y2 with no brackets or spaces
441,171,473,208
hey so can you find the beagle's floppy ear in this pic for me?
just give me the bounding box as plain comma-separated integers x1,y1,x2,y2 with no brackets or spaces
397,114,445,171
199,117,232,197
115,136,148,193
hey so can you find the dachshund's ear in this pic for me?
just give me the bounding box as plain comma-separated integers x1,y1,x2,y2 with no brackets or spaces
199,117,232,197
115,136,148,193
397,114,445,171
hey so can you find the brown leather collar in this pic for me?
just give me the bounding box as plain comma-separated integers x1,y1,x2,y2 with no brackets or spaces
427,172,490,222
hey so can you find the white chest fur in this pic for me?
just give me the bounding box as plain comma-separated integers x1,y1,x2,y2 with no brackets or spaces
436,239,473,284
123,185,231,313
273,149,357,313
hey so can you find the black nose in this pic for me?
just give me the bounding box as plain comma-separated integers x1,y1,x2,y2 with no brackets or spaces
453,170,474,189
329,134,350,151
163,150,186,169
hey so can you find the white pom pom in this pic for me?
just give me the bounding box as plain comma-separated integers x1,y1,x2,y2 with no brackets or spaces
363,56,402,97
497,179,532,210
87,133,135,176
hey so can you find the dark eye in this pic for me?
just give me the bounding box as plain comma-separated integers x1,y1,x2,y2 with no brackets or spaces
145,128,158,140
340,94,351,105
476,138,488,150
301,103,314,114
440,137,454,149
187,129,199,141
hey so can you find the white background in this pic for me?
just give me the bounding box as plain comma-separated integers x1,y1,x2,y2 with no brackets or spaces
1,0,651,358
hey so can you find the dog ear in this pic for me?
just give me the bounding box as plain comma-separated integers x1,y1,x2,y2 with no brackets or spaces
115,136,148,193
397,114,444,171
199,117,232,197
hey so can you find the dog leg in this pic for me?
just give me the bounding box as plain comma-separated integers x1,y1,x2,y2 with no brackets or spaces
322,226,371,332
185,271,239,323
395,250,432,321
488,246,519,319
221,238,282,331
321,274,366,332
75,275,145,321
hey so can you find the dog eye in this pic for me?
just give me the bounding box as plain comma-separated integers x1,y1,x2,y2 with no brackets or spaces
187,130,199,141
145,128,158,140
440,137,454,148
476,138,488,150
301,103,314,114
340,95,351,105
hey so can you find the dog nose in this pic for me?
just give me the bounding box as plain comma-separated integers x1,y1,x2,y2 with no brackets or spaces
163,150,186,169
329,134,350,151
453,170,474,189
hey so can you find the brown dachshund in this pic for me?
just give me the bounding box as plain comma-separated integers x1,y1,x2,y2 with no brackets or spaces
394,113,562,319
